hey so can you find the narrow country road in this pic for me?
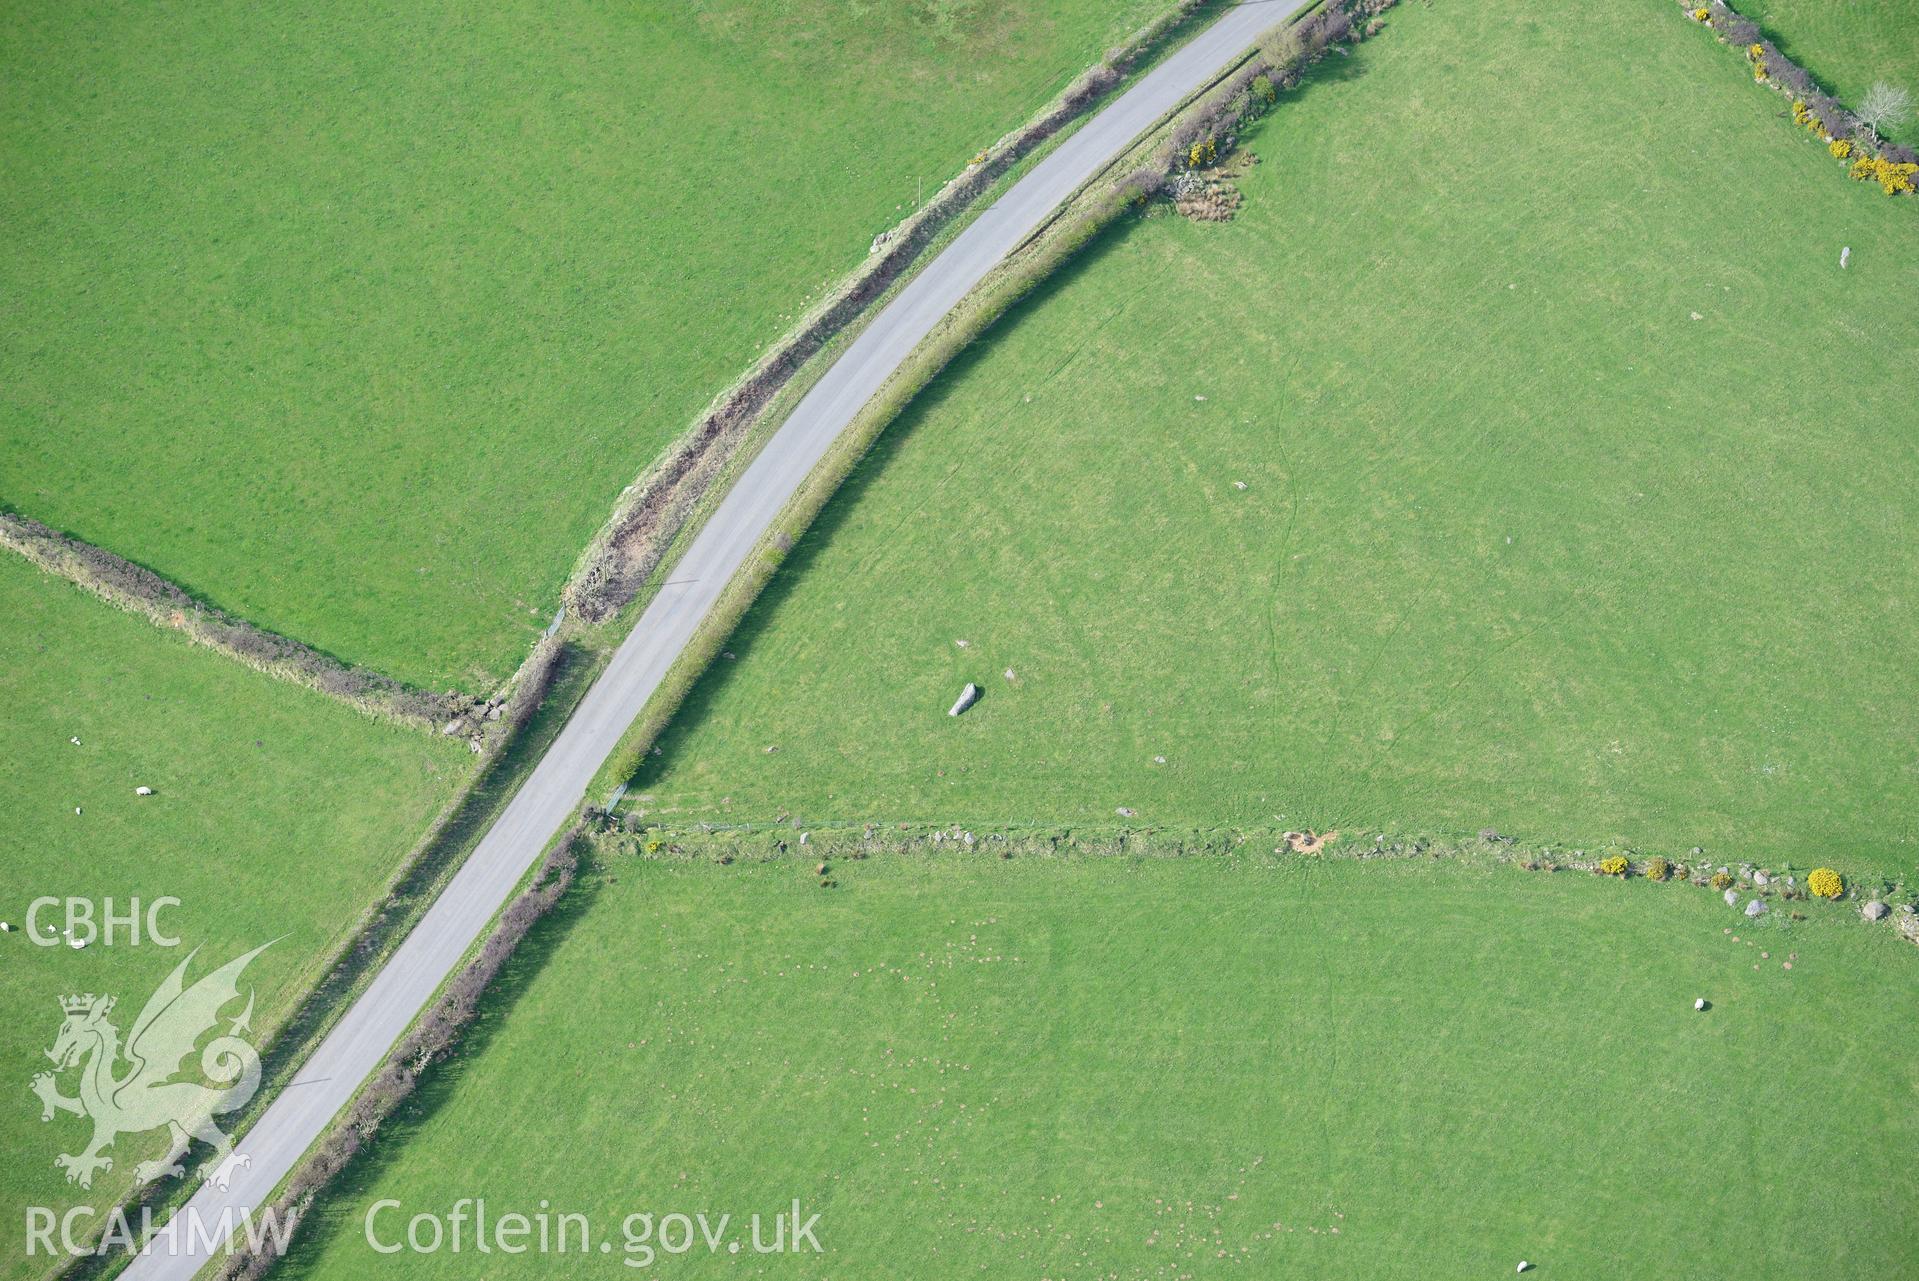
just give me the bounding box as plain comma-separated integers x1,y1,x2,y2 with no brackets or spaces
127,3,1300,1274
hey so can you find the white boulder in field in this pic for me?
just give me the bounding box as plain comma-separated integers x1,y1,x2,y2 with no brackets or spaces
1694,998,1706,1011
948,683,981,717
135,786,153,796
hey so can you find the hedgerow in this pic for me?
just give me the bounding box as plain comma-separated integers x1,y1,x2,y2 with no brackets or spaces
216,824,584,1279
561,0,1223,627
0,512,475,733
1682,1,1913,195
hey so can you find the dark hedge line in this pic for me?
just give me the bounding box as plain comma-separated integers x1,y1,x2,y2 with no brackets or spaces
0,511,476,733
215,825,584,1281
561,0,1222,626
1133,0,1389,194
1691,2,1919,172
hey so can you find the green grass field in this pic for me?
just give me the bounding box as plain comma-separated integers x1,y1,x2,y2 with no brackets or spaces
625,0,1919,881
279,854,1918,1278
1749,0,1919,143
0,556,471,1274
0,0,1168,691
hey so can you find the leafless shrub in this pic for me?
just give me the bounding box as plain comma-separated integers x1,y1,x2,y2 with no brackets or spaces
1856,80,1913,143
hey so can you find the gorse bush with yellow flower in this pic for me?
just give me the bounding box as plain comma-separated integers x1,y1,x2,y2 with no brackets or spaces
1808,868,1844,899
1851,154,1919,194
1682,1,1913,195
1599,855,1630,876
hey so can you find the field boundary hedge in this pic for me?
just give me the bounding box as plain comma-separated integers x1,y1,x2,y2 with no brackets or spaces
215,824,586,1280
560,0,1234,627
0,511,486,737
586,0,1389,797
593,821,1918,939
1680,1,1917,192
50,636,591,1281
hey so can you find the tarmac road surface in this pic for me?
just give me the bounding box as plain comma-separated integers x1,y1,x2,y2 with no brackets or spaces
121,3,1302,1274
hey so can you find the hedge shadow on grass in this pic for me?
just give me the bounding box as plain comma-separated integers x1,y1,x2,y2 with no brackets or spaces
620,33,1388,809
624,217,1140,801
264,859,608,1279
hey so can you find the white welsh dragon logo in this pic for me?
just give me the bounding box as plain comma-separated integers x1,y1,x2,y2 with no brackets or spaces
30,944,268,1191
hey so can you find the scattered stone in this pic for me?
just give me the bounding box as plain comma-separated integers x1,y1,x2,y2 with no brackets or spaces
1862,901,1889,922
764,745,778,754
815,862,828,876
68,938,87,950
440,718,466,736
1840,245,1851,269
1691,847,1703,856
1233,480,1247,490
955,639,970,649
1753,870,1769,886
1116,807,1136,818
74,807,82,816
1744,899,1768,918
69,736,81,746
0,922,10,933
1689,311,1703,320
1896,910,1919,945
1004,668,1017,682
1694,998,1707,1011
1724,889,1739,906
1153,755,1167,765
798,832,810,846
135,786,153,797
948,683,981,717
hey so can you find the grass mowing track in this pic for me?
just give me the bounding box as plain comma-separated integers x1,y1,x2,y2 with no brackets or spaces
0,556,471,1275
623,0,1919,883
280,853,1918,1279
0,0,1171,691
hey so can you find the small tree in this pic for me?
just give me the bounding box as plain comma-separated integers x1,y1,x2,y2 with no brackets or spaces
1855,81,1912,145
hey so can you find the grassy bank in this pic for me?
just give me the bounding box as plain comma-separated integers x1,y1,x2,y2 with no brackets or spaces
1748,0,1919,143
0,0,1171,690
279,853,1917,1278
0,558,471,1276
621,0,1919,881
